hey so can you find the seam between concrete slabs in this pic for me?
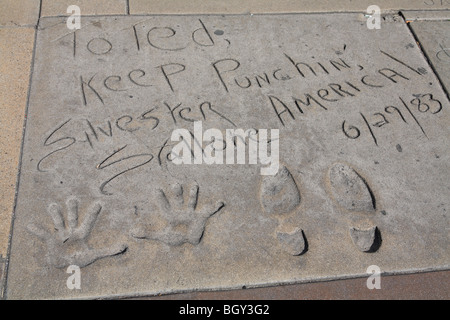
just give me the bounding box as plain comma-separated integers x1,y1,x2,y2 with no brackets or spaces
34,11,375,19
31,11,423,25
29,6,450,19
53,267,450,300
400,13,450,101
118,268,450,300
38,0,43,25
33,10,450,23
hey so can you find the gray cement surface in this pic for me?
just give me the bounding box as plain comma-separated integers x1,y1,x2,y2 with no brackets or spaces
5,13,450,299
402,9,450,21
409,20,450,95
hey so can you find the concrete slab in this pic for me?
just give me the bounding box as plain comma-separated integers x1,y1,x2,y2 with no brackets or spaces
0,27,35,258
409,20,450,95
0,0,40,27
41,0,127,17
129,0,450,14
5,13,450,299
402,9,450,21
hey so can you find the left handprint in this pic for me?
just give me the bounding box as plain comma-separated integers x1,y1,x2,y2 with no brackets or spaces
27,198,128,268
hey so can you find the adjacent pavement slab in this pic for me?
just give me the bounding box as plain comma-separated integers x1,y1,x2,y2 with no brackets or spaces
0,0,40,27
5,13,450,299
409,20,450,95
0,27,35,258
402,9,450,21
41,0,127,17
130,0,450,14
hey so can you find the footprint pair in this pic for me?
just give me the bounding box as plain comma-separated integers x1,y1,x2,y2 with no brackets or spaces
260,163,381,255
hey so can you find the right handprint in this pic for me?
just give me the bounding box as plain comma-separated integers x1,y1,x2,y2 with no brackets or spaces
130,183,225,246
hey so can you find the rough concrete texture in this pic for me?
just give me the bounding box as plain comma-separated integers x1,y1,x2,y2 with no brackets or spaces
140,270,450,300
402,9,450,21
0,258,4,298
130,0,450,14
0,27,35,258
5,13,450,299
0,0,40,27
409,20,450,94
349,226,378,252
41,0,127,17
